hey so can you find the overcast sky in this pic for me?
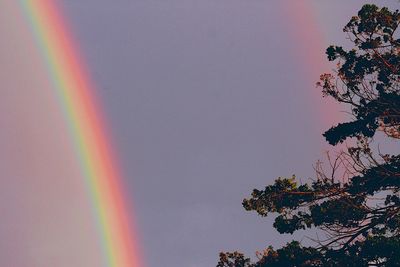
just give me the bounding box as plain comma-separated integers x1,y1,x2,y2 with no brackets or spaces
58,1,400,266
5,1,397,267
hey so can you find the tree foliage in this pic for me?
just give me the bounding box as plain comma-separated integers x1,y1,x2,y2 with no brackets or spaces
218,5,400,267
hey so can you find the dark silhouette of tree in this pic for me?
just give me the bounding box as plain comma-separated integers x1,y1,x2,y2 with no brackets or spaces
217,4,400,267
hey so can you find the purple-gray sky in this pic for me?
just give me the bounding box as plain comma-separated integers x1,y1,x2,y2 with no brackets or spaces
60,1,397,266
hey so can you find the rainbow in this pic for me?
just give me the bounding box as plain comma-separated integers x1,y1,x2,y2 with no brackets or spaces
279,1,342,131
18,1,143,266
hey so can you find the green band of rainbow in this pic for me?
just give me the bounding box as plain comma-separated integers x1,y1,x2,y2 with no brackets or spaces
18,1,143,266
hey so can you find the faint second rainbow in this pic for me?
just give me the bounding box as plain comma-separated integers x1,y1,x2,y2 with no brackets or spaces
279,1,342,132
19,1,143,266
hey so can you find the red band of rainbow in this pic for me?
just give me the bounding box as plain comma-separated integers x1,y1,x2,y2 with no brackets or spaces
19,1,143,266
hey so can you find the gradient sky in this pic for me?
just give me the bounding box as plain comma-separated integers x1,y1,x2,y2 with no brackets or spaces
1,1,398,267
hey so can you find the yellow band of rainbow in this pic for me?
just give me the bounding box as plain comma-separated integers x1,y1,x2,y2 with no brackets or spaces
19,1,143,266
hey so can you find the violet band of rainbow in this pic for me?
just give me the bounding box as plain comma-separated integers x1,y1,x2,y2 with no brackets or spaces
18,1,143,266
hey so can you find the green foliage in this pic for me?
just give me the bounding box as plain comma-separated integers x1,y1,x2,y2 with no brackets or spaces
218,4,400,267
320,4,400,145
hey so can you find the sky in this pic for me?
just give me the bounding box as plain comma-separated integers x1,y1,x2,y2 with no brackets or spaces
1,1,398,267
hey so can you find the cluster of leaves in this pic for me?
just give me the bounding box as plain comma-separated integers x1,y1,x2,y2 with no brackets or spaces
218,5,400,267
319,4,400,144
218,238,400,267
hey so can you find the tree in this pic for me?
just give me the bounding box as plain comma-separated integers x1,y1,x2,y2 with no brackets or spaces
217,4,400,267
